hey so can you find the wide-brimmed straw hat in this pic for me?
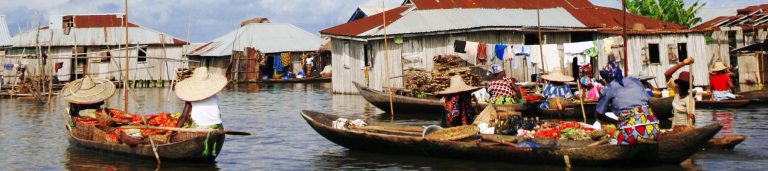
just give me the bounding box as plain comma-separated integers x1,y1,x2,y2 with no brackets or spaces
437,75,481,95
175,67,228,101
542,68,574,82
63,75,116,104
711,62,728,72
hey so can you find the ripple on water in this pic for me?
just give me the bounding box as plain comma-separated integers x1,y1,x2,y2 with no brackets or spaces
1,83,767,170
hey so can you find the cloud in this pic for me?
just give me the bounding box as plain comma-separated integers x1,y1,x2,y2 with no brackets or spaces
1,0,764,43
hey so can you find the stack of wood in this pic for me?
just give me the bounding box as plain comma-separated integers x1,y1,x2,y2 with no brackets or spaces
404,55,481,94
176,68,193,82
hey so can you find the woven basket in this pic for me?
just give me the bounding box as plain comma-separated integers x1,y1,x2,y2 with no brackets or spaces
72,124,94,140
150,135,170,144
171,132,207,143
425,125,479,141
92,128,108,142
95,109,114,125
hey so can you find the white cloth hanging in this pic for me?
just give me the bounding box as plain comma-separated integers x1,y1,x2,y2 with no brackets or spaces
529,44,561,72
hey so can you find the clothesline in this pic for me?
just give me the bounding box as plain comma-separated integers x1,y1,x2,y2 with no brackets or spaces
452,37,623,71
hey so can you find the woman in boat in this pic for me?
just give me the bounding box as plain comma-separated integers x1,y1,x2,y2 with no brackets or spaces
438,75,481,127
709,62,738,101
596,62,660,144
62,75,116,118
538,67,574,110
486,64,522,104
664,57,695,131
174,67,228,129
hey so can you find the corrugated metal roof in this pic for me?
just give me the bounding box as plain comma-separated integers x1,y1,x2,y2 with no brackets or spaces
360,8,586,36
12,26,186,47
188,23,321,56
0,15,11,47
321,0,687,37
694,4,768,31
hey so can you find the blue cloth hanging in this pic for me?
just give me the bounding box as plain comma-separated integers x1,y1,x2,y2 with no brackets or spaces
495,44,506,61
273,55,284,72
3,64,13,70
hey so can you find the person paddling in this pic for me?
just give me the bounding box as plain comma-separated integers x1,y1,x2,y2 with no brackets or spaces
174,67,228,129
596,62,660,144
664,57,695,132
438,75,481,128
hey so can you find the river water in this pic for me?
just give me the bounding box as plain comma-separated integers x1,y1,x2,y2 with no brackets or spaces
0,83,765,170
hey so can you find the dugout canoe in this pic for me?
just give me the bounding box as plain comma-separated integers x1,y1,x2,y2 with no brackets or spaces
649,97,750,119
354,82,525,115
66,117,226,162
301,110,659,166
738,89,768,102
655,123,723,163
706,135,747,150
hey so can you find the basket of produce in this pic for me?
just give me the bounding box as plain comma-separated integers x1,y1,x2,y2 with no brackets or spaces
425,125,479,141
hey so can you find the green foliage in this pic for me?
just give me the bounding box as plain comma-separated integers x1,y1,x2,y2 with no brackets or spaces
624,0,706,27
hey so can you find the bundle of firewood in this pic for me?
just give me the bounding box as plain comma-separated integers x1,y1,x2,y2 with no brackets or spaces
404,55,481,94
176,68,193,81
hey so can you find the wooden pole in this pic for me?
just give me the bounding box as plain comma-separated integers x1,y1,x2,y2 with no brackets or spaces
383,0,395,122
123,0,130,114
124,0,160,166
576,76,587,123
622,0,629,76
688,64,694,126
536,1,546,73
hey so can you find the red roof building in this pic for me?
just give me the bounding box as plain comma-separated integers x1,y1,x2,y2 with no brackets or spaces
321,0,711,94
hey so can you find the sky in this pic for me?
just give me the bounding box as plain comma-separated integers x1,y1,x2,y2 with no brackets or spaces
0,0,765,43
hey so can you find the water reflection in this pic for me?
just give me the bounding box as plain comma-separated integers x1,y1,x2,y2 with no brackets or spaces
0,83,766,170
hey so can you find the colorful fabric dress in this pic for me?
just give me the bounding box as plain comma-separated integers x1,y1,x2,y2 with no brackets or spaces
616,105,660,145
442,93,477,127
487,78,521,104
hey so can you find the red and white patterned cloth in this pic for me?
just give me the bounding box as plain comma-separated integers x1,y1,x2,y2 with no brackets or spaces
487,77,516,99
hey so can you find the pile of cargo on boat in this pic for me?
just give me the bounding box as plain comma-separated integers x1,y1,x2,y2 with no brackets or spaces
71,109,188,145
404,55,481,95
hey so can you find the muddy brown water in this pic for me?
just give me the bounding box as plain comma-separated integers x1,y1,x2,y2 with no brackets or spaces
0,83,765,170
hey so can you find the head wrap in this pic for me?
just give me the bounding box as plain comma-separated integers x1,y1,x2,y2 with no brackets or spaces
579,76,592,86
489,63,504,74
600,61,624,86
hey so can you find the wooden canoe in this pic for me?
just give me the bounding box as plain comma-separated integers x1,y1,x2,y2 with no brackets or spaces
738,89,768,102
705,135,747,150
655,123,723,164
354,82,526,115
66,119,226,162
301,110,659,166
529,101,598,119
649,97,750,119
261,77,331,84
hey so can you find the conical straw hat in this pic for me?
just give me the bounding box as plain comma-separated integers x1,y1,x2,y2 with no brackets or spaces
63,75,116,104
541,67,574,82
437,75,481,95
175,67,228,101
711,62,727,72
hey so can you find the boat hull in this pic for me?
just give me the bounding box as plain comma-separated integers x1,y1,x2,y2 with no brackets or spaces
301,110,658,166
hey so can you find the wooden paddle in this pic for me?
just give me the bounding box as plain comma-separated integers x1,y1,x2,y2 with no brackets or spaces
688,62,695,126
120,126,252,136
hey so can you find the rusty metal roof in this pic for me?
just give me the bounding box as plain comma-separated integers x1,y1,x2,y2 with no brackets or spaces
188,23,321,56
694,4,768,31
0,15,11,47
320,0,686,38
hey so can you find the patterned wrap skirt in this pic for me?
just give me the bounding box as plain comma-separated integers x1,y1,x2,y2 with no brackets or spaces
617,105,660,145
